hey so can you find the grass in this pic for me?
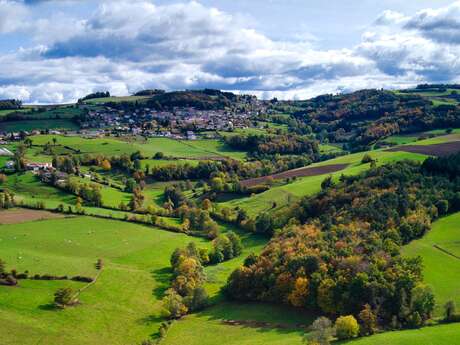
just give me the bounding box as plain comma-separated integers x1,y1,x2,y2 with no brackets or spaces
0,216,210,345
342,323,460,345
402,212,460,317
0,119,79,132
162,303,308,345
82,96,150,104
28,135,247,160
319,143,344,153
5,173,76,205
222,149,428,216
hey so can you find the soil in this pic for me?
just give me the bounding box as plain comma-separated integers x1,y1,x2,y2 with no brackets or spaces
0,208,65,225
386,141,460,157
239,163,349,187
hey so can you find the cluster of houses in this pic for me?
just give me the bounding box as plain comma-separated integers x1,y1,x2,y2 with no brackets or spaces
79,105,265,139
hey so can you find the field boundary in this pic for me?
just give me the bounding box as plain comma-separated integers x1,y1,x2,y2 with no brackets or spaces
240,163,349,187
433,244,460,260
387,141,460,157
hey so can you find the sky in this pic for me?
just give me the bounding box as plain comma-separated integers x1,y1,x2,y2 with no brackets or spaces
1,0,460,103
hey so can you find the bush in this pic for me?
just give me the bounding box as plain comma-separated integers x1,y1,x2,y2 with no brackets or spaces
358,304,377,335
54,287,77,307
335,315,359,340
161,289,188,319
184,287,209,312
361,153,374,164
305,317,334,345
436,199,449,215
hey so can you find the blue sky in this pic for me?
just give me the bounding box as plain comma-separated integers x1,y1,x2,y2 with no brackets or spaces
1,0,460,103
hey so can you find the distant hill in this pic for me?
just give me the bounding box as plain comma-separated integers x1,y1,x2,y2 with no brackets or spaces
288,88,460,149
0,99,22,110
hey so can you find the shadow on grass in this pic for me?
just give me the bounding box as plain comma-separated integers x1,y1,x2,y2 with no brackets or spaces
191,301,314,335
38,303,60,311
151,267,172,299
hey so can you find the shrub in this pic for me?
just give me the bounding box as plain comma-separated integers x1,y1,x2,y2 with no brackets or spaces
361,153,374,164
436,199,449,215
54,287,77,308
335,315,359,340
305,316,334,345
161,289,188,319
358,304,377,335
184,287,209,312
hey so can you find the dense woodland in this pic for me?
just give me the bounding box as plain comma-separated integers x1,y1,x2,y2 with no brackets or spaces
226,155,460,330
224,133,319,156
0,99,22,110
282,89,460,149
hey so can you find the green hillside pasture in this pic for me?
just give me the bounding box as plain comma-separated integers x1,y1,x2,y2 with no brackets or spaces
410,133,460,145
343,323,460,345
0,119,79,132
402,212,460,316
141,159,200,169
29,135,246,160
162,302,308,345
0,217,209,345
382,129,460,146
82,95,150,104
319,143,344,153
223,150,427,216
5,173,76,205
0,108,32,117
382,135,419,145
30,135,138,156
182,140,247,160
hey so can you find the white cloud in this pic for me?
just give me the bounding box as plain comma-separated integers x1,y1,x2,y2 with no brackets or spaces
1,0,460,103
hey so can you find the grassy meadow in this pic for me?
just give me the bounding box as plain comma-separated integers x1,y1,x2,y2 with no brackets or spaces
402,212,460,316
0,216,211,345
28,135,246,160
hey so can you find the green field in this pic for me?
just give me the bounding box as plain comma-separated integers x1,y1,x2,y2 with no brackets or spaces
0,119,79,132
82,96,150,104
343,323,460,345
28,135,247,160
162,303,308,345
0,216,211,345
402,212,460,316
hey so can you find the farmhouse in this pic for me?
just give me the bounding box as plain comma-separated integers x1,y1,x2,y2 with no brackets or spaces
26,162,53,172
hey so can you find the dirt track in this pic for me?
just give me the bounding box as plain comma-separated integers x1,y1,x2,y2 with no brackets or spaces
387,141,460,157
0,209,65,225
239,163,349,187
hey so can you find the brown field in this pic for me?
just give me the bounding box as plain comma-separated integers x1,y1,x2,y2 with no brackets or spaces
0,208,65,225
387,141,460,157
239,163,349,187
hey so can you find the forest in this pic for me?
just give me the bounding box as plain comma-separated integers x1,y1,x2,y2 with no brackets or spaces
226,154,460,331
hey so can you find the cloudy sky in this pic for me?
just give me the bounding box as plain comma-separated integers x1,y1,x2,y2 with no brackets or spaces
1,0,460,103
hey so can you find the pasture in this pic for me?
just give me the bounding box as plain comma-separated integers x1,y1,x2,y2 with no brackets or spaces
0,119,79,132
402,212,460,316
0,216,210,345
343,323,460,345
29,135,247,160
82,95,150,104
